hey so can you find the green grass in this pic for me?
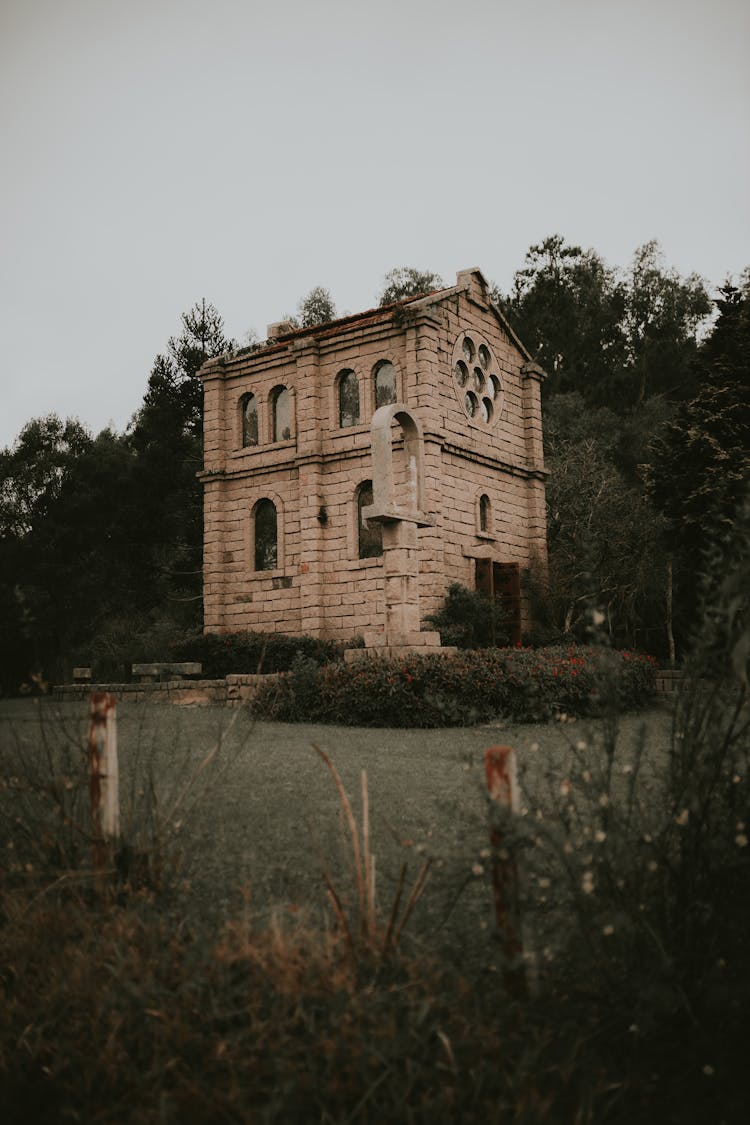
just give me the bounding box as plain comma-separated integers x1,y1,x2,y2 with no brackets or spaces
0,697,672,970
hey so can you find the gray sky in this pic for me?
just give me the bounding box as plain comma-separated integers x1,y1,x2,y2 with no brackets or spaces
2,0,748,449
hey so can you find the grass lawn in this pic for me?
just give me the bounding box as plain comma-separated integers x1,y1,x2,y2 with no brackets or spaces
0,697,672,972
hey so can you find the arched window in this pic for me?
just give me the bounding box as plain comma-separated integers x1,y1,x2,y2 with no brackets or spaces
254,499,277,570
241,393,258,446
479,493,491,533
357,481,382,559
338,369,360,428
271,386,291,442
374,361,397,409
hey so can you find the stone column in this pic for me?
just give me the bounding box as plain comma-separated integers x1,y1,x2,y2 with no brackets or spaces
353,403,453,660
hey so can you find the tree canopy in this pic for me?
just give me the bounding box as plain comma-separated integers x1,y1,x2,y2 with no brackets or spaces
379,267,444,306
297,286,336,328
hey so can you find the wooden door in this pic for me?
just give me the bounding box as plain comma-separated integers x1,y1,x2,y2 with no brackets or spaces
475,560,522,646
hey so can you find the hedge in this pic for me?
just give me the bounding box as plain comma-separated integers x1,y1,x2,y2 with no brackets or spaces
171,630,352,677
252,645,657,727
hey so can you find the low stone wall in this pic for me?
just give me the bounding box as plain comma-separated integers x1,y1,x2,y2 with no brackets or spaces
654,669,684,694
53,673,280,706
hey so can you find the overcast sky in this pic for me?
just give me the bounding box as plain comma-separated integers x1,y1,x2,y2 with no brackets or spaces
2,0,748,450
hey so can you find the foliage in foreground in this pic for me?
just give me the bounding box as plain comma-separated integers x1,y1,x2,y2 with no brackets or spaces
252,644,657,727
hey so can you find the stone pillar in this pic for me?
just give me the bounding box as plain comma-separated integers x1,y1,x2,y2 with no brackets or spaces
352,403,454,660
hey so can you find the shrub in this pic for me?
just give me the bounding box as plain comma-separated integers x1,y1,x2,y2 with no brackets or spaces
171,630,348,676
424,583,511,648
253,645,657,727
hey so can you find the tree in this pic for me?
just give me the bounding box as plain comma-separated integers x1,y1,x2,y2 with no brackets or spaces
648,272,750,652
379,267,444,306
297,286,336,328
622,241,711,405
500,235,628,405
128,300,233,625
0,415,92,538
0,419,139,687
543,405,669,651
132,299,232,443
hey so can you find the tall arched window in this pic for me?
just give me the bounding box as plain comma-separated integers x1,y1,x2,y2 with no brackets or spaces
241,393,258,446
254,499,277,570
479,493,491,533
356,481,382,559
271,386,291,442
374,361,397,409
338,369,360,428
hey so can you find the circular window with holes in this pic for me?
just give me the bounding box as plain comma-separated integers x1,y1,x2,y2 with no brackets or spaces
452,332,503,429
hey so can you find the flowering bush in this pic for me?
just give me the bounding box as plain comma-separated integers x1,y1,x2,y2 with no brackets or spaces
253,645,657,727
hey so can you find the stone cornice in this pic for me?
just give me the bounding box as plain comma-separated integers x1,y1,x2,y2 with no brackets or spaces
439,439,548,481
199,437,548,483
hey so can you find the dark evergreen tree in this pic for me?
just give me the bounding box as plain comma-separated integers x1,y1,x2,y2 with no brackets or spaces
649,273,750,647
127,299,233,624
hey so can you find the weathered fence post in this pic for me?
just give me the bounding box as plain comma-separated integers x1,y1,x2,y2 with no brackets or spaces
88,692,120,880
484,745,527,997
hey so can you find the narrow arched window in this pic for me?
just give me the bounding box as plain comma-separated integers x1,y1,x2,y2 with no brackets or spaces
357,480,382,559
479,493,491,532
254,499,277,570
241,393,258,446
374,361,397,409
338,370,360,428
271,386,291,442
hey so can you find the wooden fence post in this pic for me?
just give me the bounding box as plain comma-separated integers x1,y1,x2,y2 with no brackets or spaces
89,692,120,878
484,745,527,997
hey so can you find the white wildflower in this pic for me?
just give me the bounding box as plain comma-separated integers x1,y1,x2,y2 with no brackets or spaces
479,848,491,859
471,863,484,876
538,877,551,889
735,834,748,848
575,740,587,752
599,794,610,808
560,780,572,797
702,1065,714,1077
602,924,614,936
594,830,607,843
581,871,594,894
675,808,689,826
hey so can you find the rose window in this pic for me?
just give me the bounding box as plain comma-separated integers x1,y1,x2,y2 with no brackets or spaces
452,332,503,429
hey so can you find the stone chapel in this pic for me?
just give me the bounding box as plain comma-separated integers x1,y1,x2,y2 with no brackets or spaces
198,268,548,646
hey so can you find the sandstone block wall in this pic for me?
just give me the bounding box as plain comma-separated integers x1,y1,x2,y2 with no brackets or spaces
199,269,549,641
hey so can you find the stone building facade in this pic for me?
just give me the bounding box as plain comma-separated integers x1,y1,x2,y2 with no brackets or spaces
199,268,548,643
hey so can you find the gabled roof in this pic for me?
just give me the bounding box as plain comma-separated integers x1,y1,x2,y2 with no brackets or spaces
208,269,533,370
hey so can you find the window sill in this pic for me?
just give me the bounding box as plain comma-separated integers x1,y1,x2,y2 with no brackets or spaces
476,531,496,542
346,555,383,570
231,439,296,458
